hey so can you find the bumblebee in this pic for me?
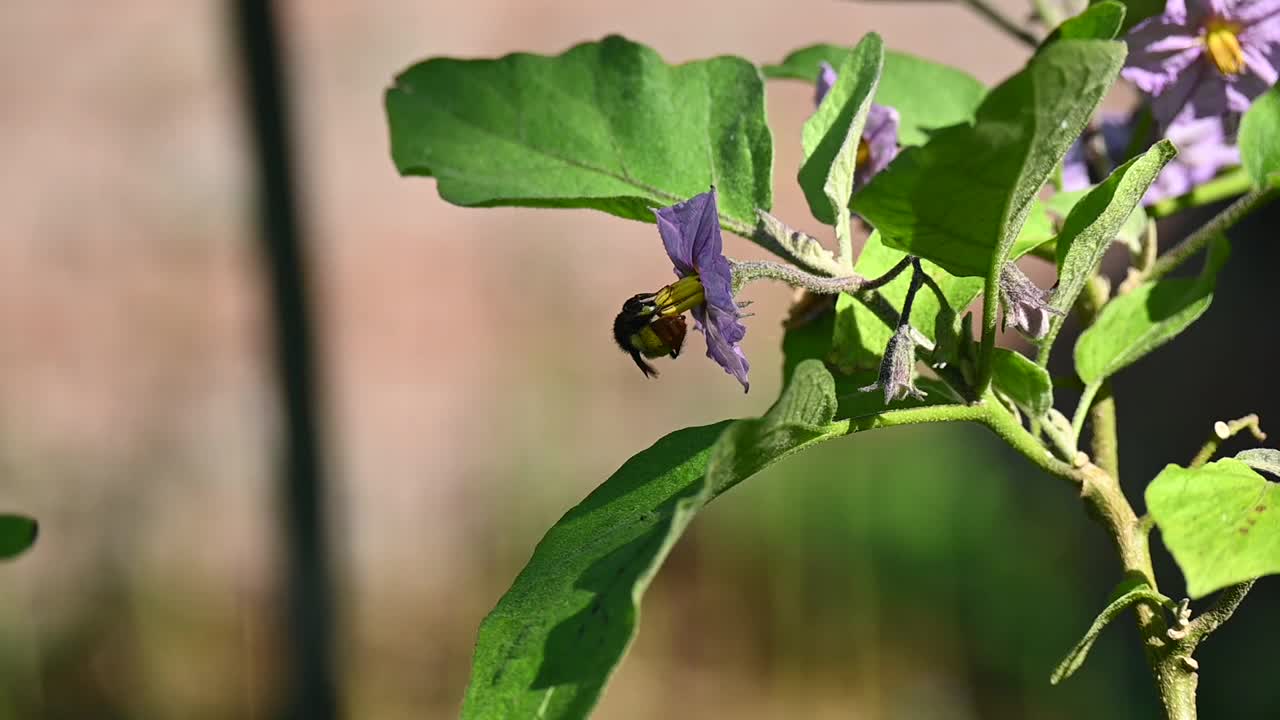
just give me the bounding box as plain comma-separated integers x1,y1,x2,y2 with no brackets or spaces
613,292,689,378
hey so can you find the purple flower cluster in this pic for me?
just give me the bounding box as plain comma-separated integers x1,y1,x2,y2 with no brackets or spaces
1124,0,1280,130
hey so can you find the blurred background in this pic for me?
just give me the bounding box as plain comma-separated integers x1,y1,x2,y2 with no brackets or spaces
0,1,1276,718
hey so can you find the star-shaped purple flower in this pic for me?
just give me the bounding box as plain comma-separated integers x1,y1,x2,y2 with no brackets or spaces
1123,0,1280,129
654,189,750,392
1062,112,1240,203
815,62,901,190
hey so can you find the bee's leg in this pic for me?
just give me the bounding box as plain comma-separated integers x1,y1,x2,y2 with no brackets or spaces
629,349,659,378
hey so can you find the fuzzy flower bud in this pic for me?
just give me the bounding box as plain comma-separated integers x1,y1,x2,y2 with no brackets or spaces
860,324,926,404
998,263,1063,340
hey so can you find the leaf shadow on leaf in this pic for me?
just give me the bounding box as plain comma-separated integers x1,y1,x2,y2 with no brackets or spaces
531,530,665,705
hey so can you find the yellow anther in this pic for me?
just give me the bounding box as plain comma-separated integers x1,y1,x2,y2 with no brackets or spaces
1205,19,1246,76
856,139,872,168
653,274,705,317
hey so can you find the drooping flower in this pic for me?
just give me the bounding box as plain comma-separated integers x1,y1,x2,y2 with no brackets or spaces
814,62,902,189
1123,0,1280,129
860,324,926,404
1062,112,1240,203
652,188,751,391
998,263,1063,340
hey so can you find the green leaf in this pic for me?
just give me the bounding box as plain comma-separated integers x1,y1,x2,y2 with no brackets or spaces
1043,1,1126,44
764,45,986,146
1050,141,1177,319
0,514,38,560
1098,0,1164,33
461,361,847,718
1147,459,1280,598
1074,237,1229,386
852,40,1126,277
1239,84,1280,188
991,348,1053,417
1047,188,1150,255
831,232,982,371
1236,448,1280,479
800,34,884,225
1050,576,1171,684
386,35,772,232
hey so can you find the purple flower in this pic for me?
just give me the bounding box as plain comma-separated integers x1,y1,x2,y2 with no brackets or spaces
814,62,901,189
653,189,751,391
1123,0,1280,129
1062,112,1240,203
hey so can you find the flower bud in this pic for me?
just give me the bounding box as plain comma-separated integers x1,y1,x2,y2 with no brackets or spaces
860,324,926,405
998,263,1063,340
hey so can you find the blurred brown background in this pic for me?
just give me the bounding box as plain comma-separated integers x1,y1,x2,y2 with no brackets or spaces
2,2,1276,719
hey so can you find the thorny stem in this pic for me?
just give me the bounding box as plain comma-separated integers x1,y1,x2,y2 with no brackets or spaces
1189,414,1267,468
1147,186,1276,281
961,0,1040,47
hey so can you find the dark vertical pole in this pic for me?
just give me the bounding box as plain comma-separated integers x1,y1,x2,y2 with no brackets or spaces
231,2,339,718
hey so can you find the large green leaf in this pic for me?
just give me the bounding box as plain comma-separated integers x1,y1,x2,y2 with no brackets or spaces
851,40,1126,278
1239,84,1280,188
764,45,986,146
1050,140,1176,319
1147,459,1280,598
461,361,847,719
800,34,884,225
991,348,1053,418
387,36,772,232
831,232,982,371
1074,238,1228,386
0,514,38,560
1042,1,1126,44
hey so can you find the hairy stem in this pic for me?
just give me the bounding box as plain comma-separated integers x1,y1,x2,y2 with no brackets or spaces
1147,186,1275,281
731,257,909,296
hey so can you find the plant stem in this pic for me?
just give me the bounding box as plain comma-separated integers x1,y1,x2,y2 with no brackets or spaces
1071,381,1100,442
1090,382,1120,481
1189,414,1267,467
961,0,1040,47
731,257,909,296
1147,186,1275,281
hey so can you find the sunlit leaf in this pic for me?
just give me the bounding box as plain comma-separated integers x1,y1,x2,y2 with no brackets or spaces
764,45,986,146
461,361,848,718
852,40,1126,277
387,36,772,233
1147,459,1280,598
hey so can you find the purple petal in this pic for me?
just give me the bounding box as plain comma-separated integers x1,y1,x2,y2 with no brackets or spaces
1151,59,1216,126
653,190,720,278
1062,139,1093,191
815,62,838,107
1232,0,1280,26
855,104,901,188
1239,43,1280,84
1122,35,1203,96
692,306,750,391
